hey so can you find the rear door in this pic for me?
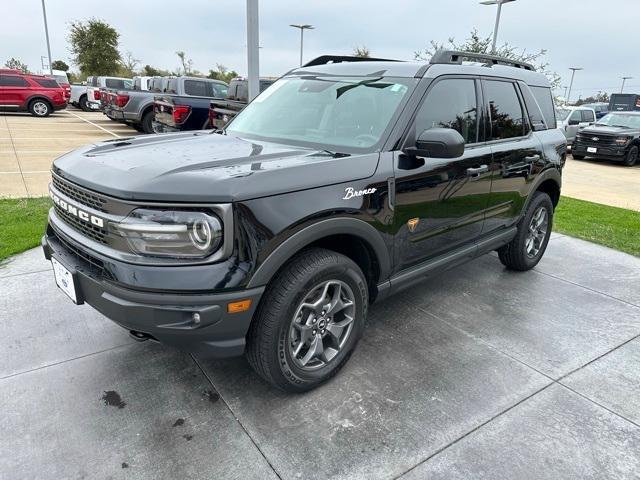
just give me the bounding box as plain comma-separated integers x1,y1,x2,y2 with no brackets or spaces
482,78,544,233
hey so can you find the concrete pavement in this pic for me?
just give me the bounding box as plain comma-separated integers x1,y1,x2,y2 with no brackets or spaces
1,234,639,479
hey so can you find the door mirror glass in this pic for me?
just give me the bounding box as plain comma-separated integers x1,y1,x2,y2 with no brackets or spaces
404,128,465,158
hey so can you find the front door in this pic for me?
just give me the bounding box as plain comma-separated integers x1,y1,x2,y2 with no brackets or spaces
393,76,492,271
0,75,30,107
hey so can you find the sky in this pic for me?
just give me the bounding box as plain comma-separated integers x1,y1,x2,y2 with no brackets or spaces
3,0,640,99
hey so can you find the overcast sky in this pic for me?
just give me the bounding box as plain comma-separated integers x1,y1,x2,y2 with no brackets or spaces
3,0,639,98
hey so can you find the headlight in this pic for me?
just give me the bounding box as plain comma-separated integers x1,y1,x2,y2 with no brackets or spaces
615,136,632,145
110,209,223,258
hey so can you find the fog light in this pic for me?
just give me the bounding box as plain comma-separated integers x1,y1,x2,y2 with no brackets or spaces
228,300,252,314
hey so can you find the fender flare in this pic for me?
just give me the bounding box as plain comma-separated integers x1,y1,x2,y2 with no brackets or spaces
523,167,562,212
246,217,391,288
24,95,53,109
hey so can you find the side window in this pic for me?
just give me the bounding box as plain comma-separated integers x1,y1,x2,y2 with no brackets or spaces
213,84,228,98
569,110,582,123
34,78,59,88
166,79,178,94
413,78,478,144
581,110,595,123
518,83,546,130
184,80,208,96
530,86,556,128
484,80,527,140
0,75,29,87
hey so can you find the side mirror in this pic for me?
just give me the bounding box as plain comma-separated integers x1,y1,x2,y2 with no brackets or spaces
404,128,465,159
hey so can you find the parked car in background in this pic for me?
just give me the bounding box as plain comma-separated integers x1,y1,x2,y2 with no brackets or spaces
609,93,640,112
153,76,228,132
48,69,71,101
132,76,152,91
556,106,596,145
572,111,640,166
86,76,131,110
103,77,174,133
582,102,609,119
0,70,67,116
69,84,88,110
209,77,276,129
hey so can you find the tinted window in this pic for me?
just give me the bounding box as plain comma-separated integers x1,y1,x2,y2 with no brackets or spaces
34,78,59,88
484,80,526,140
530,86,556,128
414,78,478,144
184,80,210,96
518,83,546,130
0,75,29,87
105,78,126,89
581,110,595,122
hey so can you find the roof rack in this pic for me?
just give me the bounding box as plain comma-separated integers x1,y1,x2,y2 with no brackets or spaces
303,55,401,68
430,50,535,71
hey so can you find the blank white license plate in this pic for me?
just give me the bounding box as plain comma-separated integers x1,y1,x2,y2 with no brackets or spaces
51,257,77,303
587,147,597,153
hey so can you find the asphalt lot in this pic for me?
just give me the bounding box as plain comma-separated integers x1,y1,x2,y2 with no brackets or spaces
1,108,640,210
1,234,639,479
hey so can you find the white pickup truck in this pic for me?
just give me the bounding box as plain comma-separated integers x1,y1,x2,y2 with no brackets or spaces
86,76,132,110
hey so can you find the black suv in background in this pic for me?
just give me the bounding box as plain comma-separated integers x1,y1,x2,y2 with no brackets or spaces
42,51,566,392
572,111,640,166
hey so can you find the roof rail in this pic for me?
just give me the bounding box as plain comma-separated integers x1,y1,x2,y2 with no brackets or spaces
303,55,401,68
430,50,535,71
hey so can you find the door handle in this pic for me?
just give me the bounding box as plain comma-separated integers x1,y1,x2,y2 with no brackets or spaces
466,165,489,178
524,155,541,161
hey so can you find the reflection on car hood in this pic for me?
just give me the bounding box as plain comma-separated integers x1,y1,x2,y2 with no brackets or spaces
52,131,380,202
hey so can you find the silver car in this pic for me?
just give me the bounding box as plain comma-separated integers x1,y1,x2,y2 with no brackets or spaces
556,106,596,145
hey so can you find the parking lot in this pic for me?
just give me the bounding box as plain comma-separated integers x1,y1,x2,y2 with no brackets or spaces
1,109,639,211
1,233,639,479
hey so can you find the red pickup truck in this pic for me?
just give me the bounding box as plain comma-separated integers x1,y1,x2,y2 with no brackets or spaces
0,69,67,117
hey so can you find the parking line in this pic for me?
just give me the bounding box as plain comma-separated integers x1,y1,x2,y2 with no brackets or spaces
64,110,120,138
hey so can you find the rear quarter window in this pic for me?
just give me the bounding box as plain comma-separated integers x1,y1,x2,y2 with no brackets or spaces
105,78,126,89
34,78,60,88
184,80,210,96
530,86,556,128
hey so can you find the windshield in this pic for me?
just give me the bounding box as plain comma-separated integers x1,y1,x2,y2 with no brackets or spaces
556,108,570,121
596,113,640,128
226,76,414,150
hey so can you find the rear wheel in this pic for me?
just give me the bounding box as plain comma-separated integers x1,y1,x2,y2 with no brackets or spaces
79,94,89,111
28,99,51,117
623,145,638,166
498,191,553,271
246,248,368,392
141,110,154,134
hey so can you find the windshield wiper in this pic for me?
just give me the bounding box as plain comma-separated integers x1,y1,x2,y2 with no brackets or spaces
319,149,351,158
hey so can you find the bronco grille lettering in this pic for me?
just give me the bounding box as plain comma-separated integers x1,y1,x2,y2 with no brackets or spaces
50,190,105,228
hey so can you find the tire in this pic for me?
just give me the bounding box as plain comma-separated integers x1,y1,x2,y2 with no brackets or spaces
141,110,154,134
572,154,585,160
623,145,638,167
498,191,553,271
28,99,51,117
79,95,89,111
246,248,368,392
132,123,144,133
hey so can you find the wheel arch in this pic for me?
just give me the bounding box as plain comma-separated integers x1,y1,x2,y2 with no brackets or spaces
526,168,561,210
246,218,391,300
26,95,52,109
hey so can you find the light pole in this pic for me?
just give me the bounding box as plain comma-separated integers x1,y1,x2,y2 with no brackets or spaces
40,0,53,75
620,76,633,93
480,0,516,53
246,0,260,101
567,67,583,104
290,24,314,67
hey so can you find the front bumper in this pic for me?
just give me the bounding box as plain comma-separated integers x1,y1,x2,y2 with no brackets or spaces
42,227,264,359
572,142,628,161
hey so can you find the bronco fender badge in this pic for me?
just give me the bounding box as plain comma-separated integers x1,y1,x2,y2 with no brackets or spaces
342,187,377,200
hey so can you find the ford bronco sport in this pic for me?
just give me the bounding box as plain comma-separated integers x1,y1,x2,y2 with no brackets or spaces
43,51,566,392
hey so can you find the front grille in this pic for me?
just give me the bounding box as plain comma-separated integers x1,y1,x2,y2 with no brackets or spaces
52,175,107,212
55,230,114,281
54,204,107,244
575,133,617,147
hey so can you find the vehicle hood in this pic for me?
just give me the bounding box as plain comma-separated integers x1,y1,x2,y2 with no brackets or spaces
580,125,639,135
52,132,379,202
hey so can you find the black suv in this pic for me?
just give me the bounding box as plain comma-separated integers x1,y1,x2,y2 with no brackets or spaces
572,111,640,166
42,51,566,392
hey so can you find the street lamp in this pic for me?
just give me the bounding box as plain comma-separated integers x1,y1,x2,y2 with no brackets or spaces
620,76,633,93
290,24,314,67
40,0,53,75
566,67,583,104
480,0,516,53
246,0,260,101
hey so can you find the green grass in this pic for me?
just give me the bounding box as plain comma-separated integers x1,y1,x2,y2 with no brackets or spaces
0,197,51,262
554,196,640,257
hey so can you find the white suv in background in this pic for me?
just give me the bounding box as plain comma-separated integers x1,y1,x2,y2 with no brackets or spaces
556,106,596,146
86,76,132,109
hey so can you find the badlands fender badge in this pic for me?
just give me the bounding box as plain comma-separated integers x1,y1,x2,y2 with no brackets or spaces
342,187,377,200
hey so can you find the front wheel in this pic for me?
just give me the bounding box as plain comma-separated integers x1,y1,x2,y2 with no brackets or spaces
498,192,553,271
623,145,638,167
79,95,89,111
246,248,368,392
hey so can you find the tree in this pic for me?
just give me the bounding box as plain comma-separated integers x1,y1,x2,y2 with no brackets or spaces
176,51,194,75
353,46,370,58
575,92,610,106
68,18,121,76
119,51,139,77
51,60,69,72
142,65,172,77
4,57,29,73
415,29,561,89
207,64,238,83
